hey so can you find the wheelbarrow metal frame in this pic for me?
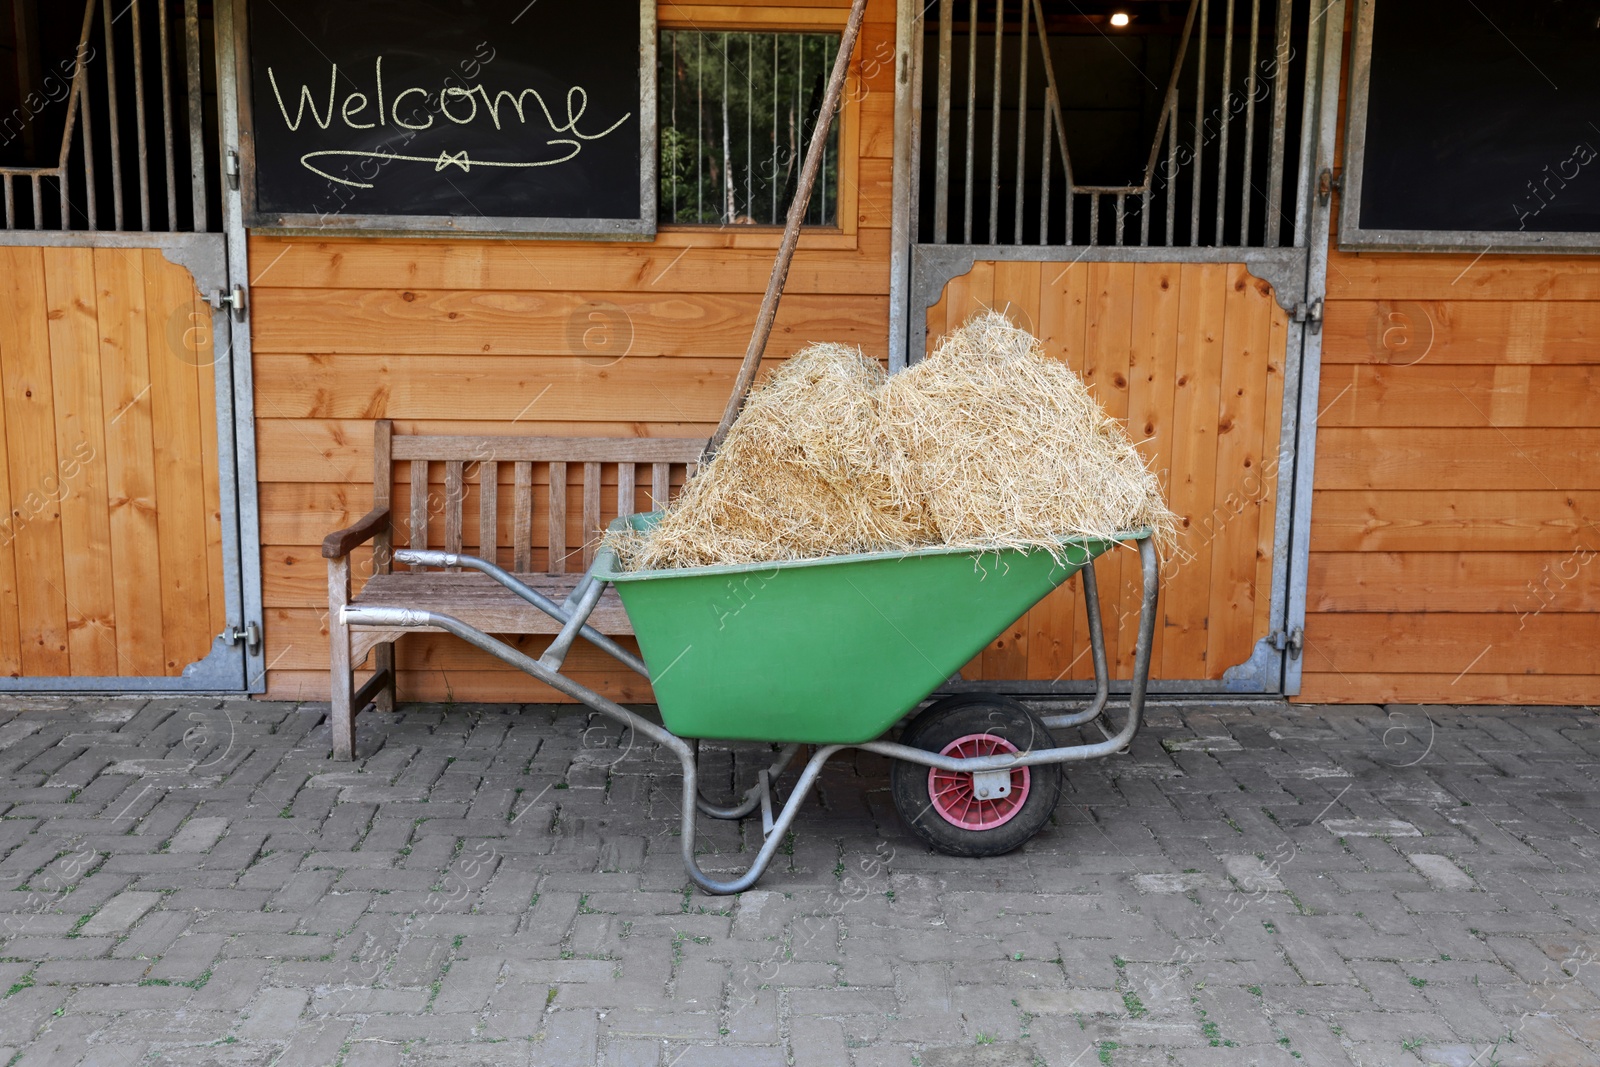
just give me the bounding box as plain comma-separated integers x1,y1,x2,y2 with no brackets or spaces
342,536,1158,894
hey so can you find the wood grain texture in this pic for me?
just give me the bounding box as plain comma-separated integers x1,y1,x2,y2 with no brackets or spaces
1301,611,1600,677
248,234,887,295
250,289,888,357
1316,429,1600,490
0,248,70,675
1326,250,1600,301
1297,670,1600,705
1309,491,1600,552
254,354,742,421
1308,551,1600,614
1322,300,1600,365
1317,363,1600,427
1084,263,1136,675
1253,303,1288,644
1122,262,1181,676
1161,263,1227,678
141,249,216,672
40,248,117,675
94,249,167,676
1206,264,1274,676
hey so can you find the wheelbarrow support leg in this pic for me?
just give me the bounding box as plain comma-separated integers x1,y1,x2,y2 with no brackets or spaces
678,745,846,895
695,743,803,820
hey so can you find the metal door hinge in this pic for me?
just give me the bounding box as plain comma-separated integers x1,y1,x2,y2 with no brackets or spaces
1292,297,1323,333
225,148,241,191
226,621,261,655
208,284,247,323
1269,628,1303,658
1316,167,1341,206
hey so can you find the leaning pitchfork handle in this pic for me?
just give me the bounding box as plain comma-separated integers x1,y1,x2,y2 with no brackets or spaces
701,0,873,464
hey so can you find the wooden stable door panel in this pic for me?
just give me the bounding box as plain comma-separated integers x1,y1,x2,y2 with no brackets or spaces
0,246,226,680
927,260,1288,683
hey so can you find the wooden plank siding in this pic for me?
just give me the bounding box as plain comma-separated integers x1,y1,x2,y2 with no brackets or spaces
1300,247,1600,703
0,246,225,680
253,0,898,700
926,260,1288,684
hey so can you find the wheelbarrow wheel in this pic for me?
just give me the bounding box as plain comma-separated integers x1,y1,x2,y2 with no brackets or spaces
889,699,1061,857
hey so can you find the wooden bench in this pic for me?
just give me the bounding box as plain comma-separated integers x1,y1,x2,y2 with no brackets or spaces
322,419,704,759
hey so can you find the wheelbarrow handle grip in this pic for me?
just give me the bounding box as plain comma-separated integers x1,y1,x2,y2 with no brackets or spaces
394,549,459,568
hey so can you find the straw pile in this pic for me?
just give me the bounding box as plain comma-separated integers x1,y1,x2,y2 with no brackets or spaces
611,311,1174,571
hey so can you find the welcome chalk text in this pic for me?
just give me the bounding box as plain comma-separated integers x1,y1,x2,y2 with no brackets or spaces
266,57,632,187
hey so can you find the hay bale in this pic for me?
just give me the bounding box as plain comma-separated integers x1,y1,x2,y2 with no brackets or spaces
613,342,933,570
878,310,1175,557
612,312,1174,570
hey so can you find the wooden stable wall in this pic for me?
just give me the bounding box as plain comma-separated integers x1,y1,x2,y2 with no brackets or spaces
254,0,897,701
928,260,1287,685
1302,251,1600,703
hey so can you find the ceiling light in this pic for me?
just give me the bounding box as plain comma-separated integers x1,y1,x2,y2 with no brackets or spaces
1109,11,1131,26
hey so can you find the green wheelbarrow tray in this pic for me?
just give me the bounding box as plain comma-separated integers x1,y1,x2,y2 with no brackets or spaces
596,513,1152,745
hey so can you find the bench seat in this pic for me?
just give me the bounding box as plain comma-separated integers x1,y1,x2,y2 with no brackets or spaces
347,571,633,662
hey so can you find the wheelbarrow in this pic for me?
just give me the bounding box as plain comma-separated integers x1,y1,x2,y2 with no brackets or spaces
342,513,1158,893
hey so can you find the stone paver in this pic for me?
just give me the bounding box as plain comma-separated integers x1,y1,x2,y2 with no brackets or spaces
0,697,1597,1065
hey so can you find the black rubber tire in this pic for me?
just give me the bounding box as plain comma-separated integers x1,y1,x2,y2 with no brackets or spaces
901,693,1034,737
889,700,1062,857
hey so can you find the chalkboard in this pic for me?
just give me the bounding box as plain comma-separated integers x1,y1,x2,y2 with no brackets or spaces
1340,0,1600,251
238,0,655,235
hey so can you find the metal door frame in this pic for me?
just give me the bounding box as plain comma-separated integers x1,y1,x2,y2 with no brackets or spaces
888,0,1346,696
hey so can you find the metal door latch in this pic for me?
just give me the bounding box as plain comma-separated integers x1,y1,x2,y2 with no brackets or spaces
1292,298,1323,333
1316,167,1341,206
208,285,247,323
225,149,241,191
1269,628,1304,658
226,621,262,655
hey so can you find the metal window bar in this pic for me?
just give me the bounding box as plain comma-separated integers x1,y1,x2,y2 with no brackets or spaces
922,0,1297,250
987,0,1002,243
658,29,841,227
0,0,213,232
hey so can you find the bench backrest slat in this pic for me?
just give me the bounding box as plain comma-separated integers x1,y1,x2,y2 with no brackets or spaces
617,461,636,520
479,460,498,560
651,463,671,510
409,458,429,570
444,461,465,568
374,420,394,577
380,420,704,575
548,460,568,573
513,460,534,572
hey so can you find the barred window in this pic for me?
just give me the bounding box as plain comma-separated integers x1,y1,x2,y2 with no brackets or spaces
658,30,842,227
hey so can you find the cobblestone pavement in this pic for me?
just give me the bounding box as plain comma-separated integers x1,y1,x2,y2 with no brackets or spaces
0,698,1597,1066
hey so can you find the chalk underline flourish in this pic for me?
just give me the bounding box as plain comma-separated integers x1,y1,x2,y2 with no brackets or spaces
299,140,589,187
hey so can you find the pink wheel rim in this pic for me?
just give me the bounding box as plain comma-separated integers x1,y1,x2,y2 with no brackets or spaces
927,733,1031,830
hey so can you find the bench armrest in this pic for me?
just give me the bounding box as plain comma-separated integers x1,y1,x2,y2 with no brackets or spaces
322,507,391,559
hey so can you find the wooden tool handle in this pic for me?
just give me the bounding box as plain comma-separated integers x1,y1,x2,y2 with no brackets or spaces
702,0,873,463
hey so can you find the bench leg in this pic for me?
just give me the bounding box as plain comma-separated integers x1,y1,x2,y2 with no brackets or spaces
374,641,396,713
329,557,356,761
